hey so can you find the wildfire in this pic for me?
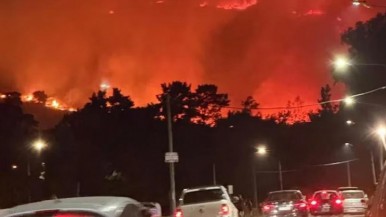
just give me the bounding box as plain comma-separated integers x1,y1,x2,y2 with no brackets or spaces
0,92,77,112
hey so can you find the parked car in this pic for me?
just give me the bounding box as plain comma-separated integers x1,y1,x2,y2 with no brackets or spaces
340,190,368,214
142,202,162,217
176,185,238,217
261,190,308,217
309,190,343,215
3,196,151,217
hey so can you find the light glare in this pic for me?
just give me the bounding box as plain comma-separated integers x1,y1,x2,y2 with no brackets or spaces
256,146,268,155
32,140,47,152
344,97,355,106
377,126,386,138
334,56,351,71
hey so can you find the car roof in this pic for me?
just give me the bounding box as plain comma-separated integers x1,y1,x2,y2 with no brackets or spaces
314,190,338,193
269,190,302,194
338,186,359,190
5,196,139,217
183,185,225,192
340,190,365,193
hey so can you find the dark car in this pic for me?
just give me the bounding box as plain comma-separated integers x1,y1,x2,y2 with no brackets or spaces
261,190,308,217
309,190,343,215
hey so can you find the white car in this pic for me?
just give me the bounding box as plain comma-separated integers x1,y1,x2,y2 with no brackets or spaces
2,196,151,217
176,185,238,217
341,190,368,214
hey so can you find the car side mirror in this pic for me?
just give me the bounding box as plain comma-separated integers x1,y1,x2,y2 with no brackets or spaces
231,196,239,204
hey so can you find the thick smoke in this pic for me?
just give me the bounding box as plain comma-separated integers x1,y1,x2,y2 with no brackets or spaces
0,0,380,109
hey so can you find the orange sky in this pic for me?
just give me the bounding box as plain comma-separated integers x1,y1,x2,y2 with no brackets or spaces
0,0,382,110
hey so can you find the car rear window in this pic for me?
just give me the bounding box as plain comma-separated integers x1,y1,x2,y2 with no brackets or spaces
342,191,365,199
12,211,101,217
183,189,226,205
314,192,338,200
268,192,302,201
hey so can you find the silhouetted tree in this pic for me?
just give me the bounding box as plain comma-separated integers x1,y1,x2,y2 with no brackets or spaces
241,96,259,116
4,92,22,107
32,91,48,104
194,84,229,125
157,81,196,122
309,84,338,121
85,90,108,110
107,88,134,112
340,13,386,102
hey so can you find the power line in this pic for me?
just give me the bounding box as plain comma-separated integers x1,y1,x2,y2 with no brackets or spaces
224,85,386,111
255,159,359,173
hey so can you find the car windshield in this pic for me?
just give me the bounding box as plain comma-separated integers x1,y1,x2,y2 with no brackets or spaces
183,189,226,204
267,192,302,201
342,191,365,199
314,192,338,200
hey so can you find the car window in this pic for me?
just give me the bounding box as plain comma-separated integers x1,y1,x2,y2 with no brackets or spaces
342,191,365,199
182,189,226,205
314,192,338,200
267,192,302,201
11,211,101,217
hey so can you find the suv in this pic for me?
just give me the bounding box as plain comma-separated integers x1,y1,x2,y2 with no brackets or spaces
261,190,308,217
176,185,238,217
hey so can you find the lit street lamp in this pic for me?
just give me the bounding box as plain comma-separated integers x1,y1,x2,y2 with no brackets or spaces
333,55,386,73
256,146,267,156
333,56,352,72
32,139,47,153
344,96,355,106
27,139,48,202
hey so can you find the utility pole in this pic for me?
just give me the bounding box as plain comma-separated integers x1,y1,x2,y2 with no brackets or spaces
371,151,377,185
166,94,176,214
379,142,384,172
278,160,283,190
27,157,31,202
212,164,217,185
252,157,258,208
346,162,352,187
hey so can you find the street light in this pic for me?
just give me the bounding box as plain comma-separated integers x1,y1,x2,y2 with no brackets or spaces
333,56,352,72
344,97,355,106
352,0,362,6
375,125,386,171
256,146,267,156
32,139,47,153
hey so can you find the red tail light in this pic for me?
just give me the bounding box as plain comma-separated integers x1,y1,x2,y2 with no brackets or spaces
263,204,273,212
310,200,317,206
296,202,307,209
335,199,342,205
219,204,230,216
175,208,183,217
